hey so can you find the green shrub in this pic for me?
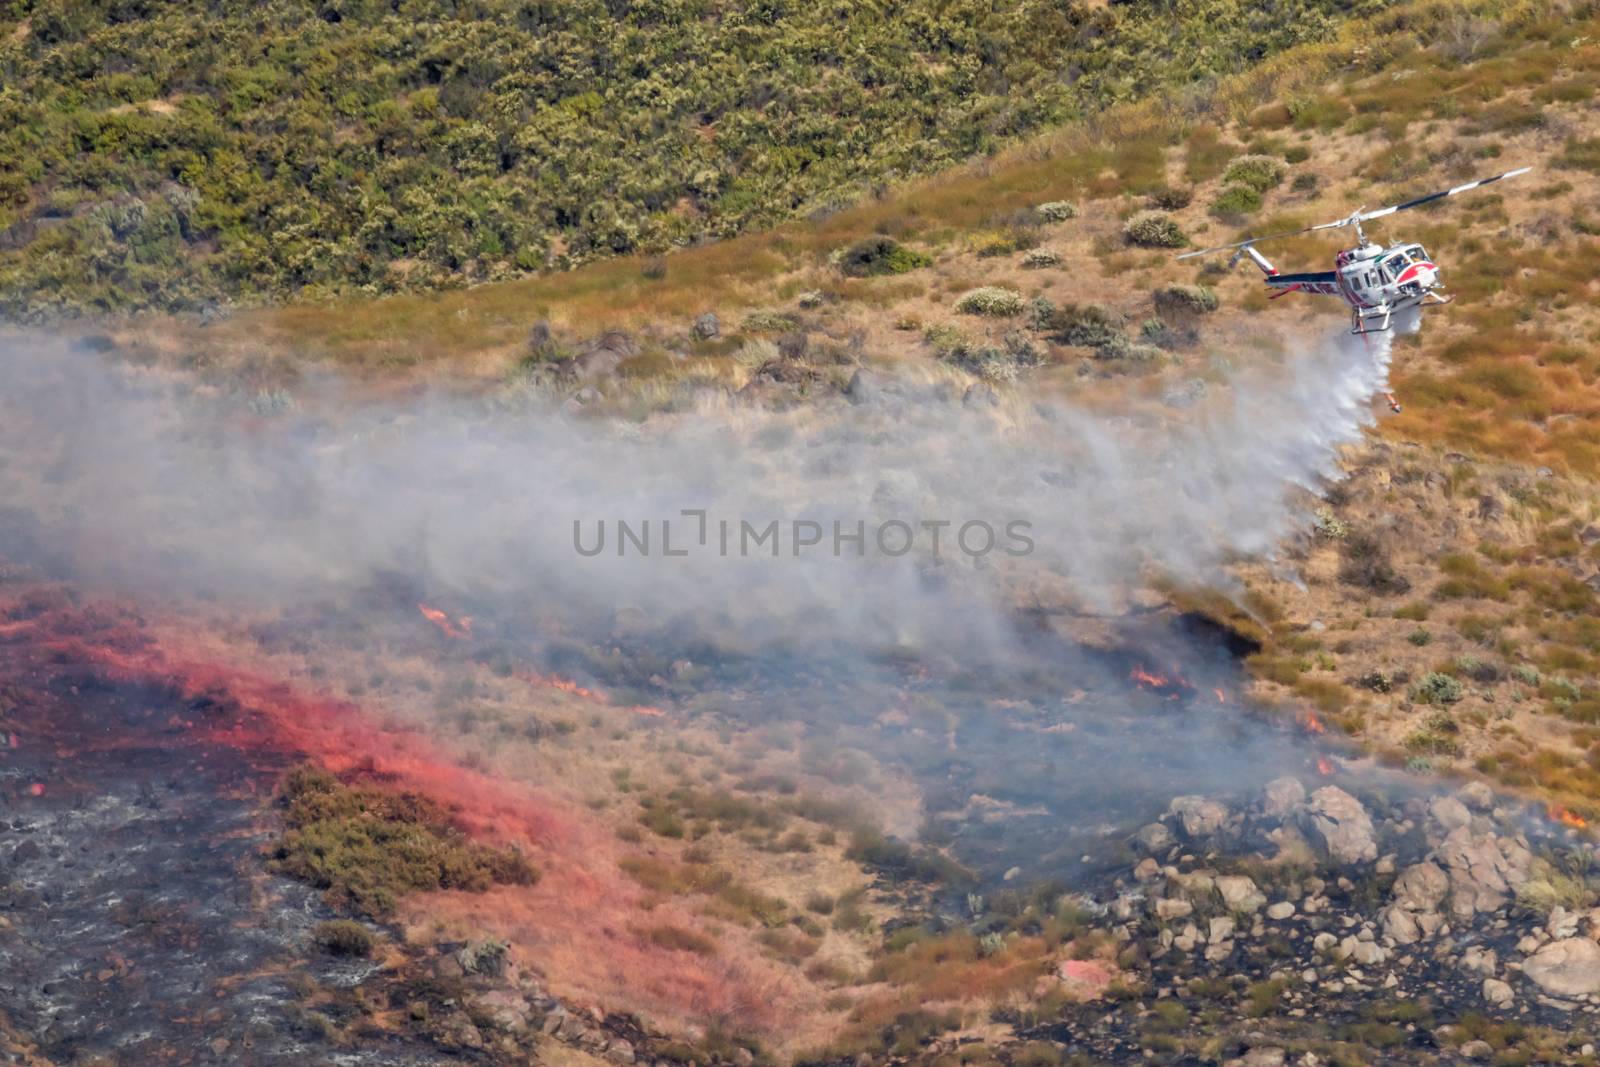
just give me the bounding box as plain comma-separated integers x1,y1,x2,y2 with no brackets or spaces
1153,284,1219,315
1042,303,1127,354
1036,201,1079,222
1147,186,1194,210
312,920,377,957
1222,153,1288,191
1210,183,1263,217
270,766,538,917
1122,211,1187,249
1021,248,1063,269
836,235,931,277
1283,145,1311,164
955,287,1025,317
1412,672,1465,705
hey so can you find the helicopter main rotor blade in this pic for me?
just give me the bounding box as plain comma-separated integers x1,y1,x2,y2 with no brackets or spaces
1174,165,1531,260
1355,166,1531,223
1174,223,1326,260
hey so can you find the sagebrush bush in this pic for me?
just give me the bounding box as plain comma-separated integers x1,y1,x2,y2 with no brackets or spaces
1412,672,1465,705
1147,186,1195,210
1223,153,1288,191
1043,302,1126,351
955,287,1025,317
1036,201,1079,222
1022,248,1063,268
1122,211,1187,248
1153,284,1219,315
1211,183,1263,217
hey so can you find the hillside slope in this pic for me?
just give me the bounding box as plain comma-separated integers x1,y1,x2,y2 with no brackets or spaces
0,0,1380,317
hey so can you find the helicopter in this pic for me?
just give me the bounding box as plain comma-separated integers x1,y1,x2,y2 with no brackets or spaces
1177,166,1531,339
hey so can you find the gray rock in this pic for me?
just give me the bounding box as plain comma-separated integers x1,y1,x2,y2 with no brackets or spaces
1169,795,1230,838
1437,828,1533,917
1260,776,1306,818
1156,898,1194,921
1307,785,1377,863
1523,938,1600,997
1216,875,1266,914
1461,1038,1495,1060
1459,781,1496,811
1429,795,1473,831
692,312,720,339
1209,916,1236,943
1265,901,1295,921
1134,822,1174,853
1460,945,1498,976
1392,861,1450,912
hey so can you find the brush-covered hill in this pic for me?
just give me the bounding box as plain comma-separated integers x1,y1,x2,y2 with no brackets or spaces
107,0,1600,822
0,0,1382,317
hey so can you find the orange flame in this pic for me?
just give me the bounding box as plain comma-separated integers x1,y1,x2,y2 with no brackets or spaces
1130,666,1168,688
1213,688,1228,704
1549,804,1589,830
417,603,473,639
28,782,44,797
517,672,664,717
1300,710,1326,735
1316,757,1334,777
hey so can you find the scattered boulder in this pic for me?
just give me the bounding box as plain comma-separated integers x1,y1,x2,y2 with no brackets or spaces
1429,794,1473,831
1169,795,1229,838
1392,861,1450,912
1307,786,1377,863
1157,898,1194,921
1265,901,1295,921
1216,875,1266,914
1260,776,1306,818
692,312,720,339
1437,827,1532,917
1482,977,1515,1009
1134,822,1174,853
1522,937,1600,997
1460,945,1498,976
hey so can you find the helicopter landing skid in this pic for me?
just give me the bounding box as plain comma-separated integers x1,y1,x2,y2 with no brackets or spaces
1350,306,1392,336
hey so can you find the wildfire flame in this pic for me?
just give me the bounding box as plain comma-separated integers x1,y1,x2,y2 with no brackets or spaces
1317,757,1335,777
517,671,665,717
1300,710,1326,735
1549,804,1589,830
1129,666,1168,688
1213,688,1228,704
417,603,473,640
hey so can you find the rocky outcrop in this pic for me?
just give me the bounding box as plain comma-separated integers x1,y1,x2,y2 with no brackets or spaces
1522,938,1600,997
1306,785,1377,863
1169,795,1230,838
1436,826,1533,918
1260,776,1305,818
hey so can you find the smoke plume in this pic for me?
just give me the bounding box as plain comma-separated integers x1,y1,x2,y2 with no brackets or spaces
0,325,1393,658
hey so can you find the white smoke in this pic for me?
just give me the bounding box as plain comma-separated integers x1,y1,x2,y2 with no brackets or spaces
0,322,1393,658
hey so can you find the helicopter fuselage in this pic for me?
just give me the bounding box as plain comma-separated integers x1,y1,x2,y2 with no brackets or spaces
1246,240,1446,334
